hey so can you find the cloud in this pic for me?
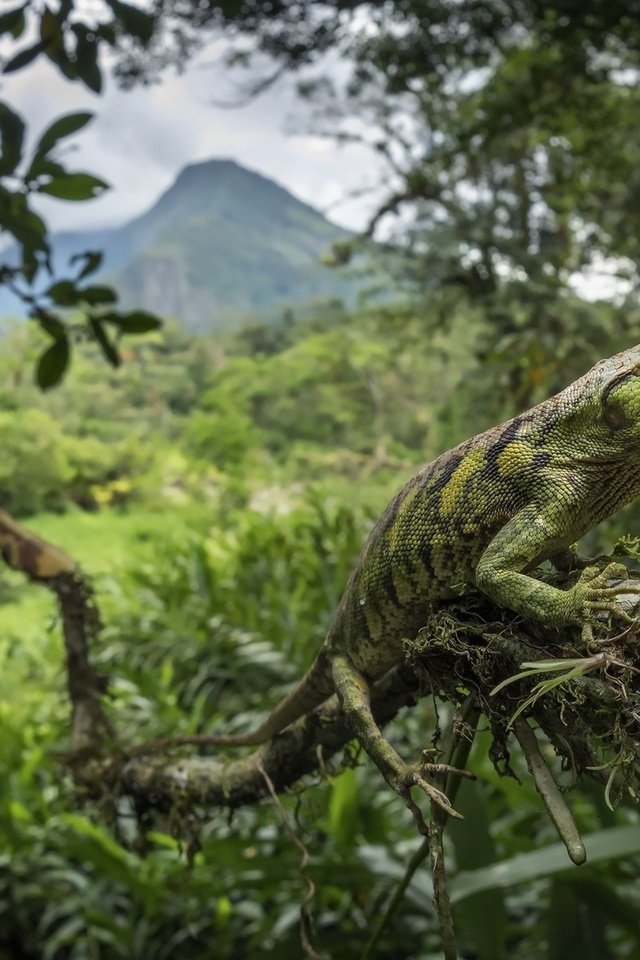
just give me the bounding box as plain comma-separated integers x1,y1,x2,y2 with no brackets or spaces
1,42,386,234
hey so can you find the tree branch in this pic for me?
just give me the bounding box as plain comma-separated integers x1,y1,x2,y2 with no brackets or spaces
3,512,639,825
111,579,640,816
0,509,110,752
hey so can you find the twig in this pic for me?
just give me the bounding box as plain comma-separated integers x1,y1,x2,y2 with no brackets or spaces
429,809,457,960
427,700,480,960
360,837,428,960
360,699,479,960
257,761,326,960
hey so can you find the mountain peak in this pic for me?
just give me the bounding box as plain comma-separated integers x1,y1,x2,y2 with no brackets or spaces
167,157,319,217
106,159,356,330
0,160,360,327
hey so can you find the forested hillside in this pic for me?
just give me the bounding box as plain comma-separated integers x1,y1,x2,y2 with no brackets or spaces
1,293,633,521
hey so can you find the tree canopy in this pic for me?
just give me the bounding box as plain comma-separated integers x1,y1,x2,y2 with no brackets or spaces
3,1,640,385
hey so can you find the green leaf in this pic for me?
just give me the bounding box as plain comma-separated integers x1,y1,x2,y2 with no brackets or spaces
25,156,65,182
450,825,640,905
547,878,611,960
327,768,360,849
9,9,25,39
46,279,81,306
70,250,103,280
72,25,102,93
3,39,46,73
35,335,70,389
39,6,71,77
33,111,93,158
59,813,131,864
103,309,161,333
0,5,26,37
107,0,155,42
80,284,116,305
0,187,49,264
449,780,507,960
37,312,66,340
95,22,117,45
0,100,25,175
89,317,120,367
38,172,108,200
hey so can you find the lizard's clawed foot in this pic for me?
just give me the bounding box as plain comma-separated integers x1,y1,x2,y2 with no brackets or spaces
576,563,638,625
390,757,473,831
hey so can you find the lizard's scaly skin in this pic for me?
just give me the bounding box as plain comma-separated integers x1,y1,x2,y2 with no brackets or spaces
152,346,640,812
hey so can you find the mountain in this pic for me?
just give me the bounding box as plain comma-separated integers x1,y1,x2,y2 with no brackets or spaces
0,160,361,330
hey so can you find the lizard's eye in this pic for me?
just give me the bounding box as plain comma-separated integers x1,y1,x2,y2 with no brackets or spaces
602,369,640,429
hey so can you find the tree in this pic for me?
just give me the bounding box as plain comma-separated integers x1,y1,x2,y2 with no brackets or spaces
6,2,640,391
74,0,640,392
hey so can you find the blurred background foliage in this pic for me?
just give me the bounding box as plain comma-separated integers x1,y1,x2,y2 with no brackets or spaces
2,1,640,958
2,300,640,960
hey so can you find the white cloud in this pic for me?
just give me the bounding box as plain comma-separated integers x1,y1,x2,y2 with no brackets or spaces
1,42,386,234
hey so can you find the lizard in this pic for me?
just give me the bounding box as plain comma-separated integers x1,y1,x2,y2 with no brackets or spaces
141,344,640,821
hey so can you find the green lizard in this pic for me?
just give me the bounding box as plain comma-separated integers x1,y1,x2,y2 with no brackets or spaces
147,345,640,819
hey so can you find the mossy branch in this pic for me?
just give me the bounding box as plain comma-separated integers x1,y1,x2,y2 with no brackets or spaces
108,572,640,818
0,510,110,752
3,515,640,829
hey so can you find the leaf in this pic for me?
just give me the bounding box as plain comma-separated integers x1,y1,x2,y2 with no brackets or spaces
46,279,82,306
95,22,117,45
89,317,120,367
70,250,103,280
3,39,46,73
35,335,70,389
450,825,640,905
72,26,102,93
0,6,26,37
79,284,116,305
59,813,131,863
547,878,611,960
327,768,360,849
0,187,49,261
33,111,93,158
449,780,507,960
103,309,161,333
39,5,70,77
25,156,65,181
37,312,66,340
107,0,155,42
0,100,25,175
9,9,25,39
38,172,108,200
42,916,87,960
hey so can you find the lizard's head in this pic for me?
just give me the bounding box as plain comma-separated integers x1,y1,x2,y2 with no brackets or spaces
593,345,640,451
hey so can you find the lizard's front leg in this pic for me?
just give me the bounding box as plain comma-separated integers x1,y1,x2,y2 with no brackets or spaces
475,503,632,626
331,654,462,829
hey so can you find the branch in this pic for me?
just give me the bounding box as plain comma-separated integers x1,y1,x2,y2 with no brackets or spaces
4,514,640,825
0,509,110,752
116,661,421,811
106,576,640,816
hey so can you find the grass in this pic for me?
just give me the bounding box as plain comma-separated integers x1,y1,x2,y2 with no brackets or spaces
26,506,206,573
0,505,210,706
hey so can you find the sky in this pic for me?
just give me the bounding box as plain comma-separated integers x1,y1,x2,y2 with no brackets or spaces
0,24,624,300
1,36,385,235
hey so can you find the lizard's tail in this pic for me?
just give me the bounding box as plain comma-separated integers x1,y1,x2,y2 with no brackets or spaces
135,649,335,754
